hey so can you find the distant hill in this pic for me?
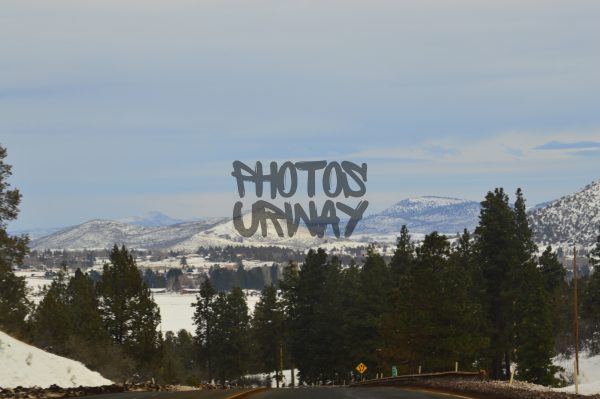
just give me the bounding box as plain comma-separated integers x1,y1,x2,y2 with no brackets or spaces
30,218,228,250
529,180,600,248
355,196,482,235
29,213,334,251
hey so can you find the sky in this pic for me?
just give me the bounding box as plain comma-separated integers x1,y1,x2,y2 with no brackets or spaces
1,0,600,230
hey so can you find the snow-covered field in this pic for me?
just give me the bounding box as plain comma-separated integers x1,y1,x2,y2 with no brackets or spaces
554,352,600,395
0,330,112,388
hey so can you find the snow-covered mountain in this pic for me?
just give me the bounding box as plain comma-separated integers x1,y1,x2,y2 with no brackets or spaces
30,218,228,250
30,181,600,251
30,213,334,251
0,330,112,388
30,198,484,250
355,196,481,235
529,180,600,248
172,211,334,251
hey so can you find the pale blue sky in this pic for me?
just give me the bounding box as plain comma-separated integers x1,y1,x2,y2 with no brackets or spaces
2,0,600,230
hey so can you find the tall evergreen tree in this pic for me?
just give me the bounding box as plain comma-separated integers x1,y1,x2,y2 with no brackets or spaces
539,246,566,292
382,232,485,374
514,261,558,385
512,189,557,384
211,287,250,382
193,278,217,381
583,231,600,352
353,245,390,377
97,245,161,367
0,145,30,334
66,268,108,344
251,284,285,386
475,188,518,379
278,261,299,382
389,225,414,279
31,269,72,350
286,249,347,384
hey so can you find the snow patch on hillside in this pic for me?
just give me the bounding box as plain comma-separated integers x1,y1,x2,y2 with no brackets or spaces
0,330,112,388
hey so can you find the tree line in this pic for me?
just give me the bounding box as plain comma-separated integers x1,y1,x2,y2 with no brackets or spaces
3,143,600,386
191,188,600,387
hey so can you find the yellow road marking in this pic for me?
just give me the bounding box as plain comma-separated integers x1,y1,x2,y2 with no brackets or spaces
224,387,270,399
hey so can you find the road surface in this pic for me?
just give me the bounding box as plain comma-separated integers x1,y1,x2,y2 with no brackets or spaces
82,389,255,399
83,387,466,399
252,387,465,399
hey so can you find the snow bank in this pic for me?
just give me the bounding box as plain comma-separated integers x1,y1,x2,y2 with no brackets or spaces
0,330,112,388
554,352,600,395
245,369,301,388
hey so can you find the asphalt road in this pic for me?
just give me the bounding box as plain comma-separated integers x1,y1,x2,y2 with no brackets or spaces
83,387,465,399
252,387,464,399
82,389,255,399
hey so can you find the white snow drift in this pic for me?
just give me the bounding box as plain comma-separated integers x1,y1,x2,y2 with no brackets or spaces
0,330,112,388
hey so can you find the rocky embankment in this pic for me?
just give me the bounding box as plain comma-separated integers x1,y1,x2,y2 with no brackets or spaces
355,375,598,398
0,382,233,399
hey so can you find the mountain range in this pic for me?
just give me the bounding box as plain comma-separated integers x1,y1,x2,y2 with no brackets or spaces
529,180,600,248
24,180,600,251
355,196,481,235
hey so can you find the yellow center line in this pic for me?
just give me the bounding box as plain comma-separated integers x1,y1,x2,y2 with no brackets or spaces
224,387,270,399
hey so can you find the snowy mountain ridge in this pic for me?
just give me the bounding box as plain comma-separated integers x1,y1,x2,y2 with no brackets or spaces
28,180,600,250
529,180,600,248
30,213,335,251
355,196,482,235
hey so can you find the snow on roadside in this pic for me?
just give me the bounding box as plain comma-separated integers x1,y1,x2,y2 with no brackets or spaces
245,369,301,388
0,330,112,388
554,351,600,395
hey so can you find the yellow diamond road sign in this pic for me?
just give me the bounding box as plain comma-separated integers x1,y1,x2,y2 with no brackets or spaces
356,362,367,374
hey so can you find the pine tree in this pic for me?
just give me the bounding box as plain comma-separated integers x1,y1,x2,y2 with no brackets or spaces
514,262,559,385
0,145,30,334
512,189,557,385
589,229,600,269
475,188,518,379
66,268,108,344
353,245,390,377
211,287,250,382
448,229,488,368
537,247,570,354
583,231,600,352
539,246,566,292
285,249,347,384
389,225,414,279
31,269,73,350
193,278,217,381
278,261,299,382
286,249,329,384
97,245,161,367
251,284,285,386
